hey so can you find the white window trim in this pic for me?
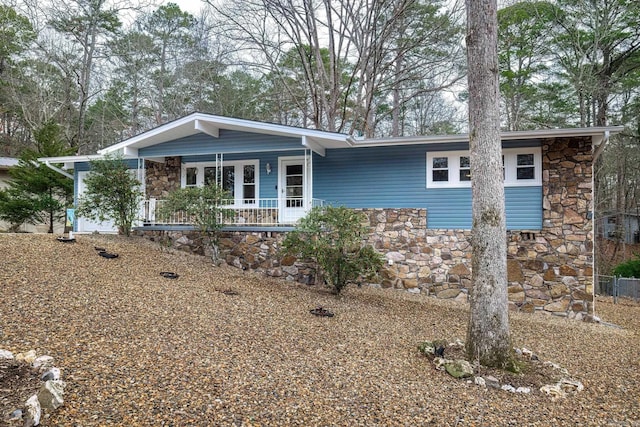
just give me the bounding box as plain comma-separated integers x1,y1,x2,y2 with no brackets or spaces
426,147,541,188
181,160,259,206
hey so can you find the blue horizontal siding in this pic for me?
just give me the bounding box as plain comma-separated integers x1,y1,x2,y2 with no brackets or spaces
314,145,542,229
74,159,140,172
139,129,302,157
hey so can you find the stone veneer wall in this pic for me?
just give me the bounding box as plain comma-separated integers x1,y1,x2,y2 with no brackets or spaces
145,157,181,198
136,136,595,319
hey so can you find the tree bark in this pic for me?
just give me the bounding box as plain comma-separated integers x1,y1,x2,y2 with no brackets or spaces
465,0,512,368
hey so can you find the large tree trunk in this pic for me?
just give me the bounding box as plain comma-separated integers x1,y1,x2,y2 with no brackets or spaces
465,0,512,368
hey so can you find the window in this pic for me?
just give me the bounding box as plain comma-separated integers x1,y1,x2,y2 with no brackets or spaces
427,147,540,188
432,157,449,182
181,160,259,204
504,148,540,185
459,156,471,181
185,167,197,187
516,154,535,180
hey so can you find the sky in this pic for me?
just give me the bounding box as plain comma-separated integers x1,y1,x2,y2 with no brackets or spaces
165,0,209,14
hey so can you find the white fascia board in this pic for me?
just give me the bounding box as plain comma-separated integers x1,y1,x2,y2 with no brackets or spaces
97,113,351,154
353,126,625,148
37,155,104,164
98,113,203,154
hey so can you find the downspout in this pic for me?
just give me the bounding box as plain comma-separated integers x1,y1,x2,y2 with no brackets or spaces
591,130,610,317
42,161,74,180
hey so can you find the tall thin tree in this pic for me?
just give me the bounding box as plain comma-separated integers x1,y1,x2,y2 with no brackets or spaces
465,0,512,368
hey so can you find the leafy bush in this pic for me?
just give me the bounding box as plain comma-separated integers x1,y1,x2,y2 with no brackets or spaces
159,184,234,262
282,206,383,294
76,154,143,236
612,256,640,278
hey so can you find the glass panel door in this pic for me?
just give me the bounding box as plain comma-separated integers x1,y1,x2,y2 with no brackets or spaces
279,158,307,223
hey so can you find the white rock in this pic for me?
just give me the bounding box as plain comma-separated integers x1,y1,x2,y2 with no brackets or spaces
433,357,452,371
24,394,41,427
33,355,55,370
175,235,191,245
0,349,14,359
540,383,567,400
452,338,464,347
521,348,533,359
16,350,37,364
41,367,61,381
474,376,486,387
407,287,420,294
38,379,66,410
559,378,584,393
501,384,516,393
515,387,531,394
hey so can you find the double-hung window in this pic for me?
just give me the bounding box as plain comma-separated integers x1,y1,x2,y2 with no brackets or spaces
426,147,541,188
181,160,259,205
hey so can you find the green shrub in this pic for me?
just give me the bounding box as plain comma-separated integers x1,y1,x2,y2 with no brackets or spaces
282,206,384,294
76,154,142,236
159,184,234,262
612,255,640,278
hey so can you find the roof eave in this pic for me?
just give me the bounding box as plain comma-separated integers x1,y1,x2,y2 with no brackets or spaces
353,126,625,148
98,113,351,154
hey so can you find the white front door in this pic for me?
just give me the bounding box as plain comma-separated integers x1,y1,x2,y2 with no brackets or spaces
279,157,309,224
76,171,117,233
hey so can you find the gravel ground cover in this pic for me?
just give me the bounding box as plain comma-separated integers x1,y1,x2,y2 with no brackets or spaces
1,233,639,426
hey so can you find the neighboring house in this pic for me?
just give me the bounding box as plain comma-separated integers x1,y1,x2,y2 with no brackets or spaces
597,213,640,244
39,112,623,319
0,157,18,188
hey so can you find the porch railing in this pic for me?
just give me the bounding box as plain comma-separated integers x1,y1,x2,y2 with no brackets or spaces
139,198,325,227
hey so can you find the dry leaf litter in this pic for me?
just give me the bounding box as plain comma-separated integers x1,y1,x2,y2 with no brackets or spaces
1,234,639,426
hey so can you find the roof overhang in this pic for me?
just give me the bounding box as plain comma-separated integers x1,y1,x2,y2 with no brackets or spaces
352,126,625,149
37,154,111,170
97,113,352,157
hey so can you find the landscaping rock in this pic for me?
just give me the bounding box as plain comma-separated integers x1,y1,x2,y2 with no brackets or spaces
485,375,500,389
32,355,54,371
41,367,61,381
37,379,65,410
16,350,37,364
444,359,474,379
24,394,41,427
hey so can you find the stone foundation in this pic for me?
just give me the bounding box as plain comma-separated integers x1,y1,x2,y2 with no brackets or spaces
136,207,593,319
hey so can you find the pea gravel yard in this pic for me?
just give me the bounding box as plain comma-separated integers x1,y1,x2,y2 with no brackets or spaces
1,234,639,426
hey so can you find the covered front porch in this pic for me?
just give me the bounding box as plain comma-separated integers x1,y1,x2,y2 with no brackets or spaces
139,197,325,228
